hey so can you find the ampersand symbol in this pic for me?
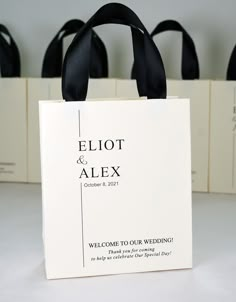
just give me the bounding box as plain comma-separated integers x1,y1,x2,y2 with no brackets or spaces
77,155,88,165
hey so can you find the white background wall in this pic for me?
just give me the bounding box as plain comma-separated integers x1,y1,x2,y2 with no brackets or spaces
1,0,235,79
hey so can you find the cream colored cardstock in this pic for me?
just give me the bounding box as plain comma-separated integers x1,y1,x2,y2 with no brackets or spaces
28,78,117,183
115,79,210,192
39,98,192,279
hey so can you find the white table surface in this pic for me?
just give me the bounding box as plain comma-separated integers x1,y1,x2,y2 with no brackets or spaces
0,183,235,301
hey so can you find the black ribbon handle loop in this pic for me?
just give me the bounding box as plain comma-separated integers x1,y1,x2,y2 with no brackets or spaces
140,19,199,80
0,24,21,77
42,19,108,78
62,3,166,102
226,46,236,80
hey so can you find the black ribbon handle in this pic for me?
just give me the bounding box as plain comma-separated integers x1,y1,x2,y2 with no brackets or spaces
42,19,108,78
0,24,21,77
226,46,236,80
62,3,166,101
132,20,199,80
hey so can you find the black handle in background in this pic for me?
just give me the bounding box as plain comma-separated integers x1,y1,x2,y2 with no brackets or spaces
0,24,21,77
226,46,236,80
62,3,166,101
42,19,108,78
132,19,199,80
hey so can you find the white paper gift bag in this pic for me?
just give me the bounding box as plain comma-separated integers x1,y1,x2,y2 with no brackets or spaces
124,20,210,192
27,20,112,183
39,4,192,280
209,50,236,193
0,25,27,182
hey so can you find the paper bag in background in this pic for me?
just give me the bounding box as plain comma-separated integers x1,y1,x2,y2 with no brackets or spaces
39,4,192,280
168,80,210,192
27,19,112,183
0,25,27,182
209,49,236,194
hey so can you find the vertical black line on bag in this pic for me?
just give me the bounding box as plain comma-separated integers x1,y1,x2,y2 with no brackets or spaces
80,182,85,267
78,110,81,137
78,110,84,265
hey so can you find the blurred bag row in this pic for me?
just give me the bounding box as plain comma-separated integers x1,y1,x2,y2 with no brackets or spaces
0,20,235,194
